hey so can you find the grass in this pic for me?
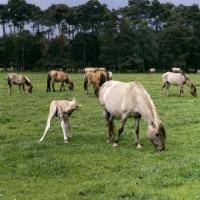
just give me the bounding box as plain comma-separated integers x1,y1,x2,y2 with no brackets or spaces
0,72,200,199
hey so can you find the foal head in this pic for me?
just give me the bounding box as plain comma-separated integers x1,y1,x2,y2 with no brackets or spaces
63,97,81,116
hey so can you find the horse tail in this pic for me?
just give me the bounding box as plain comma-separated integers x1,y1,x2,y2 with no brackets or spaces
7,75,11,86
46,72,51,92
84,75,88,91
99,73,106,87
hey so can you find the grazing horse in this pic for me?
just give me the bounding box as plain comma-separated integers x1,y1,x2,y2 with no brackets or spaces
7,73,33,94
172,67,181,73
160,72,197,97
84,72,94,95
99,80,166,151
46,70,74,92
39,97,81,143
197,70,200,75
187,68,196,74
93,68,109,97
147,68,156,74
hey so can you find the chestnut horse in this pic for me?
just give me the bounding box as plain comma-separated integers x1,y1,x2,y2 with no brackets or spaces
99,80,166,151
46,70,74,92
93,68,109,97
7,73,33,94
160,72,197,97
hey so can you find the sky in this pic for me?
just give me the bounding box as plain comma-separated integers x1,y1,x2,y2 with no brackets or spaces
0,0,199,10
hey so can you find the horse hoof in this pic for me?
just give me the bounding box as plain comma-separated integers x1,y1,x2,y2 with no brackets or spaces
65,140,68,143
136,144,142,149
106,139,111,143
113,143,118,147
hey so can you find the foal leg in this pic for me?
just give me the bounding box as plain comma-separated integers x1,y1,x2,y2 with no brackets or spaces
8,85,12,94
60,119,70,143
39,108,56,142
134,118,142,149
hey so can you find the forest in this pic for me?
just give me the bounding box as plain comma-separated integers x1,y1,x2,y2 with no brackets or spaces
0,0,200,72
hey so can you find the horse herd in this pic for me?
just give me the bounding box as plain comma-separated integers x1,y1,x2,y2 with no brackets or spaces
6,69,197,151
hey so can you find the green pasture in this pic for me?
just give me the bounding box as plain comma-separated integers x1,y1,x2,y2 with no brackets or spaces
0,72,200,199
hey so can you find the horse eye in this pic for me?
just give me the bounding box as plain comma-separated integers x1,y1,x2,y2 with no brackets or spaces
155,134,159,137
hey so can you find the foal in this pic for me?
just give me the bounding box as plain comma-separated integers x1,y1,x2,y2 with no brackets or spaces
39,97,81,143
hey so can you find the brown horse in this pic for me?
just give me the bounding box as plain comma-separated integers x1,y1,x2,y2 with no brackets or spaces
7,73,33,94
84,72,95,95
93,68,109,97
46,70,74,92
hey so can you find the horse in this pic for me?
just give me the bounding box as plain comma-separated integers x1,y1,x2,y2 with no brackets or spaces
93,68,109,97
84,72,94,95
160,72,197,97
7,73,33,94
147,68,156,74
99,80,166,151
83,67,106,74
46,70,74,92
172,67,181,73
39,97,81,143
187,68,196,74
197,70,200,75
107,71,113,80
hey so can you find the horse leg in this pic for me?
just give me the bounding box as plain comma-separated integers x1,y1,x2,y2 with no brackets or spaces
8,85,12,94
18,85,21,93
60,82,63,91
22,84,25,93
52,81,55,92
178,85,184,97
166,82,170,97
113,115,127,147
39,108,56,142
134,118,142,149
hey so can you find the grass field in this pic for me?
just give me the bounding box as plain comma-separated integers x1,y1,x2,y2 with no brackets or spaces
0,72,200,199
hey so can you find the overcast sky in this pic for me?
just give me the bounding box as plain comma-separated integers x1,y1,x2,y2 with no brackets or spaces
0,0,199,10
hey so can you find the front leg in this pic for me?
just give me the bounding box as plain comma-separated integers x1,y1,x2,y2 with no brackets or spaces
135,118,142,149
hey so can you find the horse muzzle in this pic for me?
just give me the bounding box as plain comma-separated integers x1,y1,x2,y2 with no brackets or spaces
157,145,165,151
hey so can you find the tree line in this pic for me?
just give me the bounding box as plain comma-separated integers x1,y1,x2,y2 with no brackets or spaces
0,0,200,72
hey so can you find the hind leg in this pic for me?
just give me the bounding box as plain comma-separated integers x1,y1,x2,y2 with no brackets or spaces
39,107,56,142
166,82,170,96
52,82,55,92
160,82,166,96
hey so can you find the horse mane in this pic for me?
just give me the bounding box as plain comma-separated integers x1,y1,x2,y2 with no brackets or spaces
133,82,160,129
24,75,32,86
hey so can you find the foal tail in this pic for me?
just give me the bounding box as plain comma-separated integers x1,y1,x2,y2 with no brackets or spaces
46,72,51,92
84,75,88,91
99,73,106,87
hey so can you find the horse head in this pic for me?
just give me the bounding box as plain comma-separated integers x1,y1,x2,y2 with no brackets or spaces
27,84,33,93
68,82,74,91
63,97,81,116
147,122,166,151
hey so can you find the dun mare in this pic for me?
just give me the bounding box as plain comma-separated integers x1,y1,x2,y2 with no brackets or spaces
172,67,181,73
160,72,197,97
147,68,156,74
46,70,74,92
7,73,33,94
39,97,81,143
99,80,166,151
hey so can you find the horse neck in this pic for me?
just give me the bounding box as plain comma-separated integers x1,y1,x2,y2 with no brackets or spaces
185,79,192,88
65,75,71,84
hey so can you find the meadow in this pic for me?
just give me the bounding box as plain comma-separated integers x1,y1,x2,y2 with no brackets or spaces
0,71,200,200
